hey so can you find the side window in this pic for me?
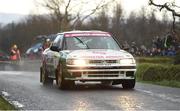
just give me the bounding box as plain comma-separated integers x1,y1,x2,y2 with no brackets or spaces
53,34,63,48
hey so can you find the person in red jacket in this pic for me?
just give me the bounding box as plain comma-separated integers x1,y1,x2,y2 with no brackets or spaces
10,44,21,61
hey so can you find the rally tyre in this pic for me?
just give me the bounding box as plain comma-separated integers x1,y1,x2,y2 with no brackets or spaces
122,79,135,89
57,65,74,90
41,66,53,85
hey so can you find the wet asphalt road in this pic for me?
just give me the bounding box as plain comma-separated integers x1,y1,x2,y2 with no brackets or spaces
0,62,180,110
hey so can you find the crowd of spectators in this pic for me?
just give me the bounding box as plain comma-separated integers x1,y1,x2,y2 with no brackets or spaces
122,32,179,57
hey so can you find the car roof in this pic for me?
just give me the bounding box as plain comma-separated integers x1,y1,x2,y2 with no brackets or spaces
57,30,110,35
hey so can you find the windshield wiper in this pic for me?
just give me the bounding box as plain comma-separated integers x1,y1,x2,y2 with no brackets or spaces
74,37,90,49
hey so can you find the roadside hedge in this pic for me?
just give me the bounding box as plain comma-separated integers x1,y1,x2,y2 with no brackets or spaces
136,57,174,64
136,63,180,82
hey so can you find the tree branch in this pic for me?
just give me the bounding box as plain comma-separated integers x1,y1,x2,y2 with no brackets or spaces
149,0,180,17
149,0,180,31
73,0,115,28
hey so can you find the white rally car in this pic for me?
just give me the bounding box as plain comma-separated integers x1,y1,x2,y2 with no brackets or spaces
40,30,136,89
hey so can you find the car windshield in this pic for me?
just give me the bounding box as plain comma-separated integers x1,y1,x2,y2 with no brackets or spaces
65,36,121,50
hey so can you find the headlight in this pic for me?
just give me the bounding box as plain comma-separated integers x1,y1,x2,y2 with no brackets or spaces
67,59,87,66
73,59,86,66
120,59,135,64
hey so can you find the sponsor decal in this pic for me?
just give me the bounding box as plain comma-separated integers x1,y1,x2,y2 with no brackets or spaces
64,33,111,37
105,56,124,58
81,56,104,59
92,51,106,55
81,55,123,59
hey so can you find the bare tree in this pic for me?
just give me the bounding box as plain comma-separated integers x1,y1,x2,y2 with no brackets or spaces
111,2,123,42
149,0,180,64
149,0,180,31
36,0,115,31
86,6,110,31
36,0,73,31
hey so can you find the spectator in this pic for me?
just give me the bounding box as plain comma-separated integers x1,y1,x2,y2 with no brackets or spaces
43,39,51,50
10,44,21,61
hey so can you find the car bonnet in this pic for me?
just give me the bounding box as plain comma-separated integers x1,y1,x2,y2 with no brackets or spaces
66,49,133,60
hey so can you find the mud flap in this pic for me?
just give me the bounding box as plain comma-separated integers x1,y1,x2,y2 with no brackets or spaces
112,80,122,85
40,67,42,83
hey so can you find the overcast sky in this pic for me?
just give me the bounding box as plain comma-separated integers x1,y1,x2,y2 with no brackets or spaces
0,0,150,15
0,0,180,14
0,0,179,24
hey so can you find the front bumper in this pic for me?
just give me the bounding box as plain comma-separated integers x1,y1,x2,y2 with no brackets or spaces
65,65,136,81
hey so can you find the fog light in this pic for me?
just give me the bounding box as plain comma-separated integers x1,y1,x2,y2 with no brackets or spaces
126,71,134,77
120,59,135,64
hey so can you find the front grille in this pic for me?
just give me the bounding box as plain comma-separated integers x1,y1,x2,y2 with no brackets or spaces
71,71,125,78
67,66,136,70
87,71,119,74
87,71,120,78
88,75,119,77
89,60,118,64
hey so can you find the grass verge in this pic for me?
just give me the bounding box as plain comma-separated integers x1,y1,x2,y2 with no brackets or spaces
136,57,180,88
0,96,16,110
138,80,180,88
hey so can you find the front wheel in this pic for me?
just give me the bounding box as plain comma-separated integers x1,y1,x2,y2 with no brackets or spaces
56,64,74,89
122,79,135,89
41,66,53,85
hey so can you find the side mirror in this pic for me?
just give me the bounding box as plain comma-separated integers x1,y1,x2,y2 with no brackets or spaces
50,46,60,52
123,47,129,51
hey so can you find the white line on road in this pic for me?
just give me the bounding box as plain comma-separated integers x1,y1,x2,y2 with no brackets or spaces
1,91,24,108
2,91,10,97
11,101,24,108
136,88,180,103
0,71,23,75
